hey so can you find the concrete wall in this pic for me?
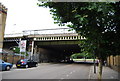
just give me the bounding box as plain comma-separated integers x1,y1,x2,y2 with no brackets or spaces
37,47,63,63
37,48,54,63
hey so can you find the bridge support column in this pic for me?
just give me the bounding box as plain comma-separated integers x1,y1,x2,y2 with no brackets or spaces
33,45,39,62
31,41,34,60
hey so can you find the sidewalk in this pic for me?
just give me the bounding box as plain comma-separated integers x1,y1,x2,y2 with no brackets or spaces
12,63,119,80
89,65,119,79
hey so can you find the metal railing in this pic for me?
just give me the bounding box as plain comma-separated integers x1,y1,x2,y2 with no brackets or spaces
23,28,76,36
4,33,23,37
4,28,76,37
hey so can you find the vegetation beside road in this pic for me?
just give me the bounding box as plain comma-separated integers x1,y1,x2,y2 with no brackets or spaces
73,59,96,61
39,2,120,79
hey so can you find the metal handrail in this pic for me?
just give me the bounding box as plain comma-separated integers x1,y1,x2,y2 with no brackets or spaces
4,28,76,37
23,28,76,36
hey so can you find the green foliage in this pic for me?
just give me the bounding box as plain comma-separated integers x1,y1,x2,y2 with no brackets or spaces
38,2,120,60
71,53,84,59
13,47,28,56
71,52,94,59
13,47,20,53
21,52,29,56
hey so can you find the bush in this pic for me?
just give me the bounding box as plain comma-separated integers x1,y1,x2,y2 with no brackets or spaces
71,52,94,59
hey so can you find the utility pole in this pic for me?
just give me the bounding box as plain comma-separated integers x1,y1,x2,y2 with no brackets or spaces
19,38,21,59
93,52,96,74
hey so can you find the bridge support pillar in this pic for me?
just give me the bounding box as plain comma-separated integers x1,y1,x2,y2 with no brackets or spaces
30,41,34,60
33,45,39,62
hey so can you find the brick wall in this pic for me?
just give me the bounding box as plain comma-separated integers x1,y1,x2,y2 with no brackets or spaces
0,54,24,64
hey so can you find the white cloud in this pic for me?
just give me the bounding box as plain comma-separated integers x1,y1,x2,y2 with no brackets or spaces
0,0,68,34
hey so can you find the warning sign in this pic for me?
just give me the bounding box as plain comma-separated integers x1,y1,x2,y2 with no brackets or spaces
19,40,27,52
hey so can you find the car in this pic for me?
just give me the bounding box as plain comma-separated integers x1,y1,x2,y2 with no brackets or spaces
16,59,38,68
0,59,13,71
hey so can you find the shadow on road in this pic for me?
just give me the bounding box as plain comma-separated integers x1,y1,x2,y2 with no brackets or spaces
74,62,95,65
49,61,95,66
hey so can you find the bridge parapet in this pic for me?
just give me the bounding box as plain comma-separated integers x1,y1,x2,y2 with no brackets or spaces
4,38,21,42
4,33,85,42
34,33,85,41
4,28,85,42
23,28,76,36
4,28,75,38
4,33,23,38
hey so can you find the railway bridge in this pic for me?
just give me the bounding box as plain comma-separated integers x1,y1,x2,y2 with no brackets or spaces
3,28,85,62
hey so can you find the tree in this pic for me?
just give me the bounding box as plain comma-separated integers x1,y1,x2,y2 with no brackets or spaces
38,2,120,79
71,52,94,59
13,47,20,53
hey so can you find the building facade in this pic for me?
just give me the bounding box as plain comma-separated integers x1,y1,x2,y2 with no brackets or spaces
0,3,7,53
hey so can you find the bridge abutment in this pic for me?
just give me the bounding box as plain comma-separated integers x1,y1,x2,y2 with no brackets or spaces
3,28,84,63
36,47,63,63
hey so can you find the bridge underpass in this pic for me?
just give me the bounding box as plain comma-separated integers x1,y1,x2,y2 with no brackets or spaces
35,40,81,63
3,41,20,49
3,28,85,63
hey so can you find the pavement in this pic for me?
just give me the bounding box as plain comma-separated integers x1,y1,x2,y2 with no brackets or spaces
3,63,91,79
11,63,120,80
89,65,119,80
12,63,49,69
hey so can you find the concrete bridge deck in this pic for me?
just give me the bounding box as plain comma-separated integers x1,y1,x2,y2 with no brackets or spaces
3,28,85,63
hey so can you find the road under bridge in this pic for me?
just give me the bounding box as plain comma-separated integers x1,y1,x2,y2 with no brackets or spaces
3,28,85,63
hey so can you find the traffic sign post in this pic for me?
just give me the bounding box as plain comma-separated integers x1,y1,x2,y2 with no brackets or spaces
19,40,27,59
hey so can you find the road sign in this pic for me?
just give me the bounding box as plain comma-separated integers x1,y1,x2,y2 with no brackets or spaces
19,40,27,52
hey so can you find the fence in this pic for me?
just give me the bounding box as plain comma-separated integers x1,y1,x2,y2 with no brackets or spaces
107,55,120,72
0,53,24,64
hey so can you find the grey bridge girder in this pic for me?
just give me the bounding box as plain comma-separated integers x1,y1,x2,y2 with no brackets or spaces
3,32,85,62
